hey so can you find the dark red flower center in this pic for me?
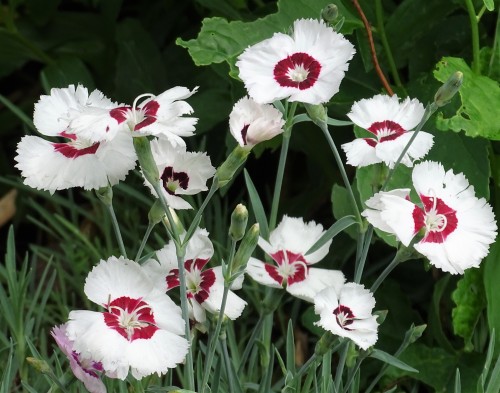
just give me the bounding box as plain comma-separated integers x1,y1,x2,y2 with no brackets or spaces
161,166,189,194
52,131,100,158
165,258,215,304
333,304,355,330
363,120,406,147
412,194,458,243
274,52,321,90
109,100,160,131
103,296,158,341
265,250,309,286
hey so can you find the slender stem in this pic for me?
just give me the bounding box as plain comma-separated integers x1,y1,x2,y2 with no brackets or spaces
269,102,297,231
295,353,318,379
221,336,237,393
375,0,403,88
107,204,127,258
318,122,362,223
370,251,402,293
238,315,265,373
354,226,373,283
477,4,487,22
342,355,366,393
464,0,481,74
135,222,154,262
334,341,349,392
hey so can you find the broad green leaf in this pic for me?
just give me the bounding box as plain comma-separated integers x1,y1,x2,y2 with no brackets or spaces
433,57,500,140
331,184,357,239
176,0,361,68
451,268,486,351
484,237,500,356
370,349,418,373
40,56,95,91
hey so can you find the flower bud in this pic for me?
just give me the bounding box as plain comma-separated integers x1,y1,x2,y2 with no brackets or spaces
148,200,165,225
163,207,185,234
314,332,337,356
95,185,113,206
434,71,463,107
321,4,339,23
133,137,159,186
216,145,251,188
304,103,328,126
231,223,259,277
26,357,51,374
229,204,248,241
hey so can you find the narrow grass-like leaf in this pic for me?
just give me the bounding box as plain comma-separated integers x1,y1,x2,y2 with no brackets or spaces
0,341,15,393
369,349,419,373
244,169,269,240
306,216,357,255
486,353,500,393
286,319,296,375
211,357,222,393
258,347,274,393
327,117,353,127
0,94,35,131
275,347,287,376
454,368,461,393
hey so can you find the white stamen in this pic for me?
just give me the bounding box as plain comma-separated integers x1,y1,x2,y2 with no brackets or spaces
288,65,309,82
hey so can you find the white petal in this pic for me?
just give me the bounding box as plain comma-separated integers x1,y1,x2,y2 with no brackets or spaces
378,194,418,246
375,131,434,168
245,258,283,288
341,139,381,167
287,268,344,302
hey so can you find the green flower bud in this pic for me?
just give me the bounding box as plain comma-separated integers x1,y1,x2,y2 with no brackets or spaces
314,332,337,356
26,357,51,374
229,204,248,241
148,200,165,225
434,71,463,107
163,207,185,234
321,4,339,23
304,103,328,126
231,223,259,277
133,137,159,186
216,145,251,189
95,185,113,206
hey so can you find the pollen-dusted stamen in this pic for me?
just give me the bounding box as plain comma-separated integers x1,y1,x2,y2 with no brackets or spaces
333,304,355,330
274,52,322,90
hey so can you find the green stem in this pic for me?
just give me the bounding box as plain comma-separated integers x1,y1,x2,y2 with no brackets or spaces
477,4,487,22
334,341,349,392
342,355,366,393
107,204,127,258
375,0,404,89
370,250,403,293
238,314,265,373
221,336,237,393
464,0,481,74
135,222,154,262
354,226,373,283
269,102,297,231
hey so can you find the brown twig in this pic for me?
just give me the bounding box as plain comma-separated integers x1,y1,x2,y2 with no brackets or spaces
351,0,394,96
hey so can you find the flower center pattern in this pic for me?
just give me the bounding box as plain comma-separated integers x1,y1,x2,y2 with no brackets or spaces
364,120,406,147
265,250,309,286
109,100,159,131
412,194,458,243
274,53,321,90
161,167,189,194
71,351,104,378
52,131,100,158
333,304,355,330
241,124,250,145
165,258,216,304
103,296,158,341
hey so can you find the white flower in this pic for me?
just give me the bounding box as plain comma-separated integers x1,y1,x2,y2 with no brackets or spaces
362,161,497,274
246,216,345,302
71,87,198,147
236,19,355,105
144,138,215,210
66,257,188,380
341,94,434,168
143,228,247,323
51,324,107,393
229,96,285,147
15,86,137,194
314,283,379,350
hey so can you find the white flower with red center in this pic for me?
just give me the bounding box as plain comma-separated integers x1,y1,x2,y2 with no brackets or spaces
71,87,198,148
341,94,434,168
143,228,246,323
362,161,497,274
314,283,379,350
144,138,215,209
246,216,345,302
66,257,188,380
15,87,137,194
229,96,285,148
51,324,107,393
236,19,355,105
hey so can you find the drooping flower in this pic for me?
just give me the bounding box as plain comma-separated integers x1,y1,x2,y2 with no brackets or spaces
143,228,247,323
236,18,355,105
362,161,497,274
70,87,198,147
341,94,434,168
15,86,136,194
143,138,215,209
246,216,345,302
51,324,107,393
66,257,188,380
314,283,379,350
229,96,285,148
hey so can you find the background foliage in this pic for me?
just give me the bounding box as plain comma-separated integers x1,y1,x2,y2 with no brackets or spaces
0,0,499,392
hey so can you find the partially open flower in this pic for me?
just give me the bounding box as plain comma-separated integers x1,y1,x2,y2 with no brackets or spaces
236,18,355,104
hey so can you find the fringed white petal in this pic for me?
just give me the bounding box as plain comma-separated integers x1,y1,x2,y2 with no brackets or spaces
246,258,283,288
341,139,381,167
287,268,344,303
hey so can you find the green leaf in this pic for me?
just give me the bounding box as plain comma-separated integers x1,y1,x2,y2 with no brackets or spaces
40,55,95,90
486,355,500,393
331,184,357,240
0,28,37,78
451,268,486,351
484,237,500,356
433,57,500,140
176,0,361,67
244,169,270,241
305,215,357,255
370,349,419,373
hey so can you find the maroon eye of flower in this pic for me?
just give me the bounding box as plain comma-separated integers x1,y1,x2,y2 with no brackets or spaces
274,52,322,90
161,166,189,194
333,304,355,330
412,195,458,243
367,120,406,142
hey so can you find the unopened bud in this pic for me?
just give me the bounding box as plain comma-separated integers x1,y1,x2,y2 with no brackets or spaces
231,223,259,277
216,145,251,188
148,200,165,225
321,4,339,23
314,332,337,356
162,207,185,234
304,103,328,126
26,357,51,374
133,137,159,186
95,185,113,206
434,71,463,107
229,204,248,241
